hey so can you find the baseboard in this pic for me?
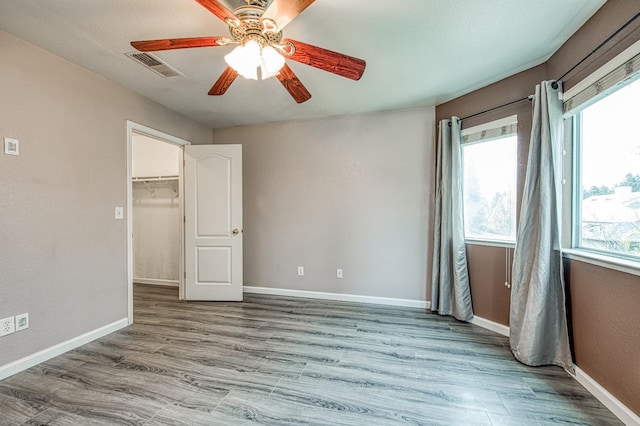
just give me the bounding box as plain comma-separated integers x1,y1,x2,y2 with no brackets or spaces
470,315,510,336
468,319,638,424
243,286,430,309
0,318,128,381
573,366,640,426
133,278,178,287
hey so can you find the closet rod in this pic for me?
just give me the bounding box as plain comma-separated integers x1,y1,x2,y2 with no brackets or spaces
132,176,179,182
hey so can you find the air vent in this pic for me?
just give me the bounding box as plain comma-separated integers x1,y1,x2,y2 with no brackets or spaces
125,51,184,78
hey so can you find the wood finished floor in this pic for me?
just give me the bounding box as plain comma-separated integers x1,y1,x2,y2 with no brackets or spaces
0,284,622,426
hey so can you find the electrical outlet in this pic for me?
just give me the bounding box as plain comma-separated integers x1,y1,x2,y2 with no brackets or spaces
297,266,304,276
337,269,343,279
0,316,15,337
15,313,29,331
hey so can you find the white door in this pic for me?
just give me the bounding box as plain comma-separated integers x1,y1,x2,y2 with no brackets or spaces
184,144,243,301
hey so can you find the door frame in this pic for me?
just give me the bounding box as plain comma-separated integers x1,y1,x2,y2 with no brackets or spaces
126,121,191,325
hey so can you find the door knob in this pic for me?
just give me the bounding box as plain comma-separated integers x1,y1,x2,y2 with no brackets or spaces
232,229,240,235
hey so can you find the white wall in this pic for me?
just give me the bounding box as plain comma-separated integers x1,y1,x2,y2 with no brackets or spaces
133,185,180,284
213,107,434,301
132,133,181,178
0,30,211,367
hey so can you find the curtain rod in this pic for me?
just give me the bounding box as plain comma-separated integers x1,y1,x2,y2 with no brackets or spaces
551,11,640,89
459,95,532,122
453,11,640,124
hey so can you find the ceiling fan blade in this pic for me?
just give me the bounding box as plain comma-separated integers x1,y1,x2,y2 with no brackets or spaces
261,0,315,31
276,63,312,103
209,67,239,96
194,0,238,24
282,39,366,81
131,36,230,52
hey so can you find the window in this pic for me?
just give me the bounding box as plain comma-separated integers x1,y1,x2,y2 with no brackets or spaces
462,117,518,242
572,79,640,260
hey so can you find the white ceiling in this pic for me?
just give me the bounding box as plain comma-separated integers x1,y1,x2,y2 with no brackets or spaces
0,0,605,129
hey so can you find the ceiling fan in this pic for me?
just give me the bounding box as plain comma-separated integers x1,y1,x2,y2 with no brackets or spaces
130,0,366,103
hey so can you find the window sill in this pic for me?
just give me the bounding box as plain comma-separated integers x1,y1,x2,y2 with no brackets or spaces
465,239,516,249
562,249,640,277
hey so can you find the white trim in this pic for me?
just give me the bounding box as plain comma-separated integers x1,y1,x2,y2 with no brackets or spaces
468,314,640,425
563,38,640,101
468,317,640,425
562,249,640,277
178,147,185,301
573,366,640,426
133,278,179,287
126,121,191,324
470,315,510,336
243,286,430,309
0,318,128,381
461,114,518,136
126,122,192,147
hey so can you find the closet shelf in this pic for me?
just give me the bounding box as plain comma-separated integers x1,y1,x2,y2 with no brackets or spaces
133,176,179,198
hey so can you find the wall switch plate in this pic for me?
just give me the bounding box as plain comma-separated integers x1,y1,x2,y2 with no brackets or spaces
115,206,124,220
15,313,29,331
0,316,15,337
297,266,304,276
336,269,343,279
4,137,19,156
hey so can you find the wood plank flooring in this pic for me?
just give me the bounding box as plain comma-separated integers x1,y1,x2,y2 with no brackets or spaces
0,284,623,425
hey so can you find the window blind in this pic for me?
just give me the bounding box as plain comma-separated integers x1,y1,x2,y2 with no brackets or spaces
563,52,640,114
462,122,517,145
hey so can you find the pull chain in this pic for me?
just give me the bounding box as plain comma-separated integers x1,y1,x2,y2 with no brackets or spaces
505,247,511,289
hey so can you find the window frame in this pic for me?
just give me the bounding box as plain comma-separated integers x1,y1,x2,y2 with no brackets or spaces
562,40,640,273
461,115,518,245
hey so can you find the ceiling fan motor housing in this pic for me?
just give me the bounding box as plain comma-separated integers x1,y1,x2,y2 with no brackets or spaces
229,5,282,47
245,0,269,7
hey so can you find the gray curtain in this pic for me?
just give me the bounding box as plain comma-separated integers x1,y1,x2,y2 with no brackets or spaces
510,81,572,371
431,117,473,322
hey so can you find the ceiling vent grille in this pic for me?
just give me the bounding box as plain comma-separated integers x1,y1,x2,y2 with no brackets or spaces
125,51,184,78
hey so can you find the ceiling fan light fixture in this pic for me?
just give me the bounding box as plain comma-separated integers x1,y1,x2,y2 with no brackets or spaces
224,39,262,80
225,38,285,81
261,45,285,79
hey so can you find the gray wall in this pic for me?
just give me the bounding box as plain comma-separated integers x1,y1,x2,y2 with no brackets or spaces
0,30,211,366
213,107,434,301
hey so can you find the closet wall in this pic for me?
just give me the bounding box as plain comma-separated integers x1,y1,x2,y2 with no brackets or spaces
132,134,181,286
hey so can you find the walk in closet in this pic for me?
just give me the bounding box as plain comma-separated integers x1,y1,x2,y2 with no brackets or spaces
132,133,182,288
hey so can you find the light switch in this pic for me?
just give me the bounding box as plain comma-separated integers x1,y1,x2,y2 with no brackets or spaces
115,206,124,220
15,313,29,332
4,138,19,156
